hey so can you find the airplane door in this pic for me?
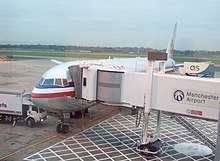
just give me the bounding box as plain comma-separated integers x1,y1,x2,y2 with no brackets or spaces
68,65,83,98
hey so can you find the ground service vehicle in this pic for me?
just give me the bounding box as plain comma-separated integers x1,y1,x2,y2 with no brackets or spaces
0,90,47,127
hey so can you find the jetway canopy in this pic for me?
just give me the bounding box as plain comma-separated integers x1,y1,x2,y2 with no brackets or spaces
78,64,220,120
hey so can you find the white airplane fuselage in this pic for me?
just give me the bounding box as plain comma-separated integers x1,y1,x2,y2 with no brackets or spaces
32,23,178,113
31,57,176,112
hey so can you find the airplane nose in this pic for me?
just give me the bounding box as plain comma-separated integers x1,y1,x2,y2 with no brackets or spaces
31,88,49,108
31,97,49,108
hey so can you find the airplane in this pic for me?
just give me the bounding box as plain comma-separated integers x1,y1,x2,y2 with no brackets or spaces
31,23,178,133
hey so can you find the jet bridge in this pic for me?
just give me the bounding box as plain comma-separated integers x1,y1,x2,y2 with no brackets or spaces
69,53,220,158
151,73,220,120
81,65,148,107
78,63,220,120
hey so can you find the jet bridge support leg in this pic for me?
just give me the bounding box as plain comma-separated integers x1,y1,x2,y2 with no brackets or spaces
156,111,162,138
136,52,167,155
136,60,163,155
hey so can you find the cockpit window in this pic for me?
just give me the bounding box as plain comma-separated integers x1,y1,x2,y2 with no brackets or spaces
55,79,62,86
38,78,44,85
62,79,69,86
43,79,54,85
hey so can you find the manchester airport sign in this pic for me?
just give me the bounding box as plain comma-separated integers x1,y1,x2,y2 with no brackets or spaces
152,73,220,120
172,89,219,109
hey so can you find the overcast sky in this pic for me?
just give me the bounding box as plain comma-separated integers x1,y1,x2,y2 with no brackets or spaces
0,0,220,50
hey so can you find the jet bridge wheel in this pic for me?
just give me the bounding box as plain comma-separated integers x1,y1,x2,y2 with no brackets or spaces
56,124,69,134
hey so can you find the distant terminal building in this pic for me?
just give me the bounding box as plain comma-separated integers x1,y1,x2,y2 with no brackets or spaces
79,50,91,53
0,54,13,61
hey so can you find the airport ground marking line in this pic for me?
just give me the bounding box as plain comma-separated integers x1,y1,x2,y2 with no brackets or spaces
47,145,65,161
84,114,135,159
155,116,186,159
67,106,118,133
88,128,123,161
24,107,118,161
28,112,186,161
23,63,41,70
113,115,141,138
0,134,58,161
23,107,116,160
22,112,215,161
95,118,141,160
105,115,149,160
69,136,97,161
23,136,69,161
121,113,189,160
161,115,215,161
37,153,47,161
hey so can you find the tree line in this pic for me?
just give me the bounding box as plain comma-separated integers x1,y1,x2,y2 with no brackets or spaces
0,44,220,57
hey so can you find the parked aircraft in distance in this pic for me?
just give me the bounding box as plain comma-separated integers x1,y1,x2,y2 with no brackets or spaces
31,23,178,133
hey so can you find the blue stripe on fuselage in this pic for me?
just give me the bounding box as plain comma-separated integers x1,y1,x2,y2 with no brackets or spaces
35,82,74,89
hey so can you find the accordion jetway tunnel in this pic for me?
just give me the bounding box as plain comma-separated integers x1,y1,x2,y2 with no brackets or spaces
68,52,220,157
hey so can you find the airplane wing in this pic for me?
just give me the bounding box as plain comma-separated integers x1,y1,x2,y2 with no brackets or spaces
51,59,63,64
175,63,183,67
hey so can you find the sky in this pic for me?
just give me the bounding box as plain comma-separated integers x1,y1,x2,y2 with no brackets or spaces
0,0,220,51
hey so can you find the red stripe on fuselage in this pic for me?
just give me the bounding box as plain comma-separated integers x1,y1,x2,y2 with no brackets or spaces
32,91,74,98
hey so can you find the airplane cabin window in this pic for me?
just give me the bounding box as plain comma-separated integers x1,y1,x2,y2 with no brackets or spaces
38,78,44,85
43,79,54,85
62,79,69,86
55,79,62,86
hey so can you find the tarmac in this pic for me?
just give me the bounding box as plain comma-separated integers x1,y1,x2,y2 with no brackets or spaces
0,58,118,161
23,112,216,161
